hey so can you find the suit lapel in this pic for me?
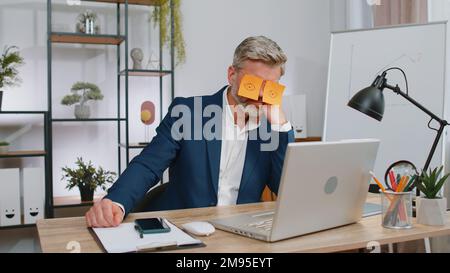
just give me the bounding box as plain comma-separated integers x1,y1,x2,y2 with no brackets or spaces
206,138,221,195
204,87,227,195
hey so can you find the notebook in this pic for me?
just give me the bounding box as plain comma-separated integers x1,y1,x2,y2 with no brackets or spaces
92,219,204,253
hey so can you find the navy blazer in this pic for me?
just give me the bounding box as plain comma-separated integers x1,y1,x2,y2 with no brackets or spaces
105,86,295,214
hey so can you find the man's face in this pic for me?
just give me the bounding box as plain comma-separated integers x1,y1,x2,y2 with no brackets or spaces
228,60,282,107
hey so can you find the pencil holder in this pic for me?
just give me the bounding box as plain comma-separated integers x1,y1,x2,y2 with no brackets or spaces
380,190,413,229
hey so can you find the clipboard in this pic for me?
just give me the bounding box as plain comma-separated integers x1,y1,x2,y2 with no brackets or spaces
90,219,206,253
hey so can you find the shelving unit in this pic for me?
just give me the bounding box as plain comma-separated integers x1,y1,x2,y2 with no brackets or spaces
50,32,125,45
47,0,175,210
119,69,172,77
0,111,51,227
0,150,46,158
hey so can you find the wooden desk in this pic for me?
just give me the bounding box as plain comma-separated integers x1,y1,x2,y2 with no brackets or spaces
37,194,450,253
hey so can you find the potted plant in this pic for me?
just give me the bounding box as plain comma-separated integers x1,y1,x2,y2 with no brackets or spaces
150,0,185,66
76,9,100,34
0,45,25,110
61,82,103,119
61,157,116,202
416,166,449,226
0,141,10,154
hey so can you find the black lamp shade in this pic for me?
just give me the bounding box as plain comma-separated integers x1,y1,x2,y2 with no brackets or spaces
348,85,385,122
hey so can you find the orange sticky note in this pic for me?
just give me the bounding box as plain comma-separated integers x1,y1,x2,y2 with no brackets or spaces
238,74,263,101
262,81,285,105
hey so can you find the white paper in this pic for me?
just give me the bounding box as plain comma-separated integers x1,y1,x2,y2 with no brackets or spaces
92,219,202,253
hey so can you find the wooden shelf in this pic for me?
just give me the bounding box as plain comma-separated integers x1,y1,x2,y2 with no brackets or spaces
119,143,148,149
51,32,125,45
53,195,103,208
0,150,46,158
83,0,162,6
0,111,47,115
295,137,322,143
119,69,172,77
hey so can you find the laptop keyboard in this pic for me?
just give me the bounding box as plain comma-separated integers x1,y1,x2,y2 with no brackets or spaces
247,218,273,231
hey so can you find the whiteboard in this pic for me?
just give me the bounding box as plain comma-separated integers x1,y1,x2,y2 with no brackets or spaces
323,22,447,182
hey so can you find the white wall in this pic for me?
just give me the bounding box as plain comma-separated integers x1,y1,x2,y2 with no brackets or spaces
176,0,331,137
330,0,373,31
0,0,332,197
428,0,450,208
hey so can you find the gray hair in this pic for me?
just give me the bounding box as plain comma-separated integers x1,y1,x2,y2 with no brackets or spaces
232,36,287,76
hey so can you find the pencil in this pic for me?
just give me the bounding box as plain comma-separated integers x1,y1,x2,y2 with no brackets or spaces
396,176,407,192
403,176,416,192
369,171,386,192
398,176,409,192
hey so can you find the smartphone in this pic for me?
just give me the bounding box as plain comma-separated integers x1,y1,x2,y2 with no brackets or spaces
134,218,171,234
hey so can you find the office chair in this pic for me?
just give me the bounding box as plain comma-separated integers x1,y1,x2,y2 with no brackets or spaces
131,182,169,213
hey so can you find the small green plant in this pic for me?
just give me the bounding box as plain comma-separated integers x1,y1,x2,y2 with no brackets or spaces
0,45,25,89
150,0,185,66
0,141,9,146
61,157,116,192
61,82,103,106
76,9,100,34
416,166,450,199
78,9,97,22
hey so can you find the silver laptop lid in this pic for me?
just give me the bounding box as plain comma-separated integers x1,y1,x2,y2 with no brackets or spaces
269,139,380,242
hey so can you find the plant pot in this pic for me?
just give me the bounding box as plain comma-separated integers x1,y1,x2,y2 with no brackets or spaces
74,104,90,119
0,90,3,111
78,185,94,202
0,145,9,154
416,197,447,226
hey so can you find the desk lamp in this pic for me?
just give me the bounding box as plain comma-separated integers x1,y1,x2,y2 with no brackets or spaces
347,67,449,196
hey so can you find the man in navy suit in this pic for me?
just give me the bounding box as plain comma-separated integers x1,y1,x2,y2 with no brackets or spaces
86,36,295,228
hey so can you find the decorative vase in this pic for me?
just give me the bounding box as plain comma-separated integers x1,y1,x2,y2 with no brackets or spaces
0,90,3,111
78,184,94,202
74,104,90,119
131,48,144,69
416,197,447,226
0,145,9,154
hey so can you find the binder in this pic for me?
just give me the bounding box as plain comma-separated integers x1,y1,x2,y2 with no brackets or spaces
92,219,205,253
21,168,45,224
0,168,21,226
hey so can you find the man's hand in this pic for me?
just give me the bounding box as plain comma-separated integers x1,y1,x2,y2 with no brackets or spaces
85,199,124,228
263,104,287,126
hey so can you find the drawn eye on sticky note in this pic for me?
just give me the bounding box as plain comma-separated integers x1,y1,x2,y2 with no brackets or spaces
262,81,285,105
238,74,263,101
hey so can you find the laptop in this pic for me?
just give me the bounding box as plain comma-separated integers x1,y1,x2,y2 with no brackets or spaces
209,139,380,242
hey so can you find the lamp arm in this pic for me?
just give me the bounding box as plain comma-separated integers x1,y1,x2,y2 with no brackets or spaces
386,84,446,123
384,84,449,196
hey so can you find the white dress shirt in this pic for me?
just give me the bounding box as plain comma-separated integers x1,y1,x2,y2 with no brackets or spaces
113,89,292,213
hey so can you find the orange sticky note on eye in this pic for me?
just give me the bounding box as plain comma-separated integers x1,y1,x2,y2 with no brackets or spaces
238,74,263,101
263,81,285,105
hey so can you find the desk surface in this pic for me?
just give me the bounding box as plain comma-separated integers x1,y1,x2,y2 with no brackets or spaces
37,194,450,253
